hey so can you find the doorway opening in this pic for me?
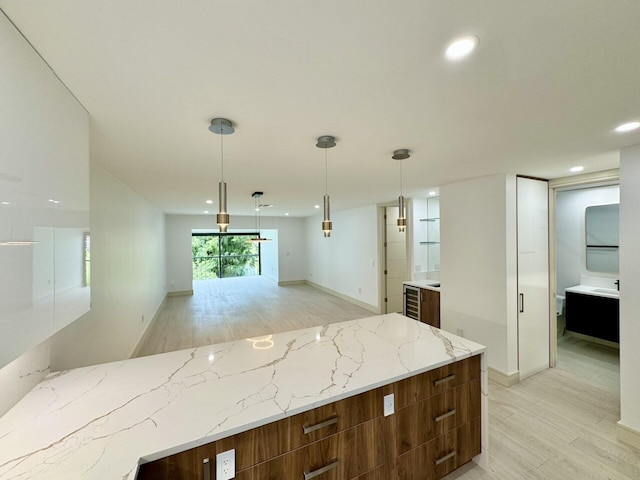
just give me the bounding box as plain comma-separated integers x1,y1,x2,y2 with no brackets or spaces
192,233,261,280
550,173,620,393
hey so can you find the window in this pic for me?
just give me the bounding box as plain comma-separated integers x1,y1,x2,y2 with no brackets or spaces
83,232,90,287
192,233,260,279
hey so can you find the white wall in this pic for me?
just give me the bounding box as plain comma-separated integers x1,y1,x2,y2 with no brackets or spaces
556,185,619,293
260,229,279,282
49,163,166,370
305,204,380,310
619,144,640,443
166,214,306,292
440,174,518,376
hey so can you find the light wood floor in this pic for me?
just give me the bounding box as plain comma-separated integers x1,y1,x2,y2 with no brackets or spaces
135,277,374,357
135,277,639,479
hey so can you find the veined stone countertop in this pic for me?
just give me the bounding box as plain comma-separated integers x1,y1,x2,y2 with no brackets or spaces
403,279,441,291
0,313,486,480
565,284,619,299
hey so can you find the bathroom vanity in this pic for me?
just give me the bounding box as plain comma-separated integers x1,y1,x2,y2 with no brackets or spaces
565,285,619,343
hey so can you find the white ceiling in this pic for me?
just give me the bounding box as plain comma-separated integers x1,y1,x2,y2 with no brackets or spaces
1,0,638,217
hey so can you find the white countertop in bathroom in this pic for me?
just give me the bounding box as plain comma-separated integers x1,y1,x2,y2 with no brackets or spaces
565,284,619,299
0,313,485,480
403,280,441,292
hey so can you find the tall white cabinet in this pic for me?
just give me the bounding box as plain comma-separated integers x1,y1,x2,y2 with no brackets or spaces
516,177,550,379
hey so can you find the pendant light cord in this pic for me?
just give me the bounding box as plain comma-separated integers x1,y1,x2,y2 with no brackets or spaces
325,148,328,194
220,131,225,181
400,159,403,196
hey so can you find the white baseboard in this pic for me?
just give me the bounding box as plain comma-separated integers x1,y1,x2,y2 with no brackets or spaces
488,367,520,387
278,280,305,286
167,290,193,297
129,295,168,358
617,422,640,449
305,280,379,314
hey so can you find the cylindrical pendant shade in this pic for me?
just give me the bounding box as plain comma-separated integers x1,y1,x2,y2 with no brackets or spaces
397,195,406,232
217,181,229,232
322,194,332,237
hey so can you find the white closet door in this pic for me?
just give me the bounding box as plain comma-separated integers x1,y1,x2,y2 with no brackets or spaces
517,177,550,379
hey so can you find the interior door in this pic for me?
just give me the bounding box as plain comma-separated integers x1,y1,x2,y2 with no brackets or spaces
385,206,407,313
517,177,550,379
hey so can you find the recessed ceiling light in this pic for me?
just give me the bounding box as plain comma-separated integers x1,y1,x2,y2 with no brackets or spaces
206,199,213,204
1,201,9,205
570,166,584,173
615,121,640,133
285,213,289,216
428,191,437,196
445,36,479,61
314,205,320,209
204,210,209,214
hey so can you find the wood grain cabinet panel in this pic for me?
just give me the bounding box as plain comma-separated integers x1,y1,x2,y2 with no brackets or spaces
419,289,440,328
395,379,480,455
396,417,481,480
236,418,383,480
394,355,480,410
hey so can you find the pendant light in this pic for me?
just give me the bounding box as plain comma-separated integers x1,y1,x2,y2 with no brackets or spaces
209,118,235,233
316,135,336,237
246,192,271,243
392,149,410,232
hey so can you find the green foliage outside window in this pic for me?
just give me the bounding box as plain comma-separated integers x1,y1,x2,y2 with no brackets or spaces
192,235,260,279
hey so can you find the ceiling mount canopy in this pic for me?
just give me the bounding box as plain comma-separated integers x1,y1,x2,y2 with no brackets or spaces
392,148,410,160
316,135,336,238
393,149,410,232
208,117,235,135
209,117,235,233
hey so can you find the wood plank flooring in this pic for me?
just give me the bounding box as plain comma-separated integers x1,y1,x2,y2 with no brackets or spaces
134,277,639,479
135,277,374,357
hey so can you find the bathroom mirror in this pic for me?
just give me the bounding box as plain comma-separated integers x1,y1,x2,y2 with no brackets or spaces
585,203,619,273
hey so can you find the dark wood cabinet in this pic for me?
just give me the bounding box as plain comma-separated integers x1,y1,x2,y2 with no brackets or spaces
420,288,440,328
137,355,481,480
565,292,619,342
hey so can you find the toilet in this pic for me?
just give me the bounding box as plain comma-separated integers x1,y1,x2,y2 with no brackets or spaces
556,295,565,316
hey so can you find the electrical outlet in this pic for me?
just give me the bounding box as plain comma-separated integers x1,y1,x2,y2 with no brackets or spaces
456,328,464,337
216,449,235,479
384,393,394,417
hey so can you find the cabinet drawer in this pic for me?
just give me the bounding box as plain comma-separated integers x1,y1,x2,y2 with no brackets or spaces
235,388,382,470
394,355,481,409
396,417,481,480
236,418,384,480
395,378,480,455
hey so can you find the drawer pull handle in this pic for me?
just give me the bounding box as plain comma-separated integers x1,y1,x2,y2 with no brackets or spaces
302,415,338,434
434,450,457,466
303,459,339,479
434,409,456,422
434,374,456,386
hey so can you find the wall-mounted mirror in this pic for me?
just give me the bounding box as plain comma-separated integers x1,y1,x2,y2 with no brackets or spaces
585,203,619,273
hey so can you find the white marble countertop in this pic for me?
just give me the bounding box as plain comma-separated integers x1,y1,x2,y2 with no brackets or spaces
0,313,485,480
565,284,619,299
403,279,441,291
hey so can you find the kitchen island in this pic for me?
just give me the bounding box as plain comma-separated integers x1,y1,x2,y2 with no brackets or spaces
0,313,487,479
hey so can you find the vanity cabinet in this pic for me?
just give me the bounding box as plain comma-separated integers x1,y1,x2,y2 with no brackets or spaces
136,355,481,480
565,292,619,342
